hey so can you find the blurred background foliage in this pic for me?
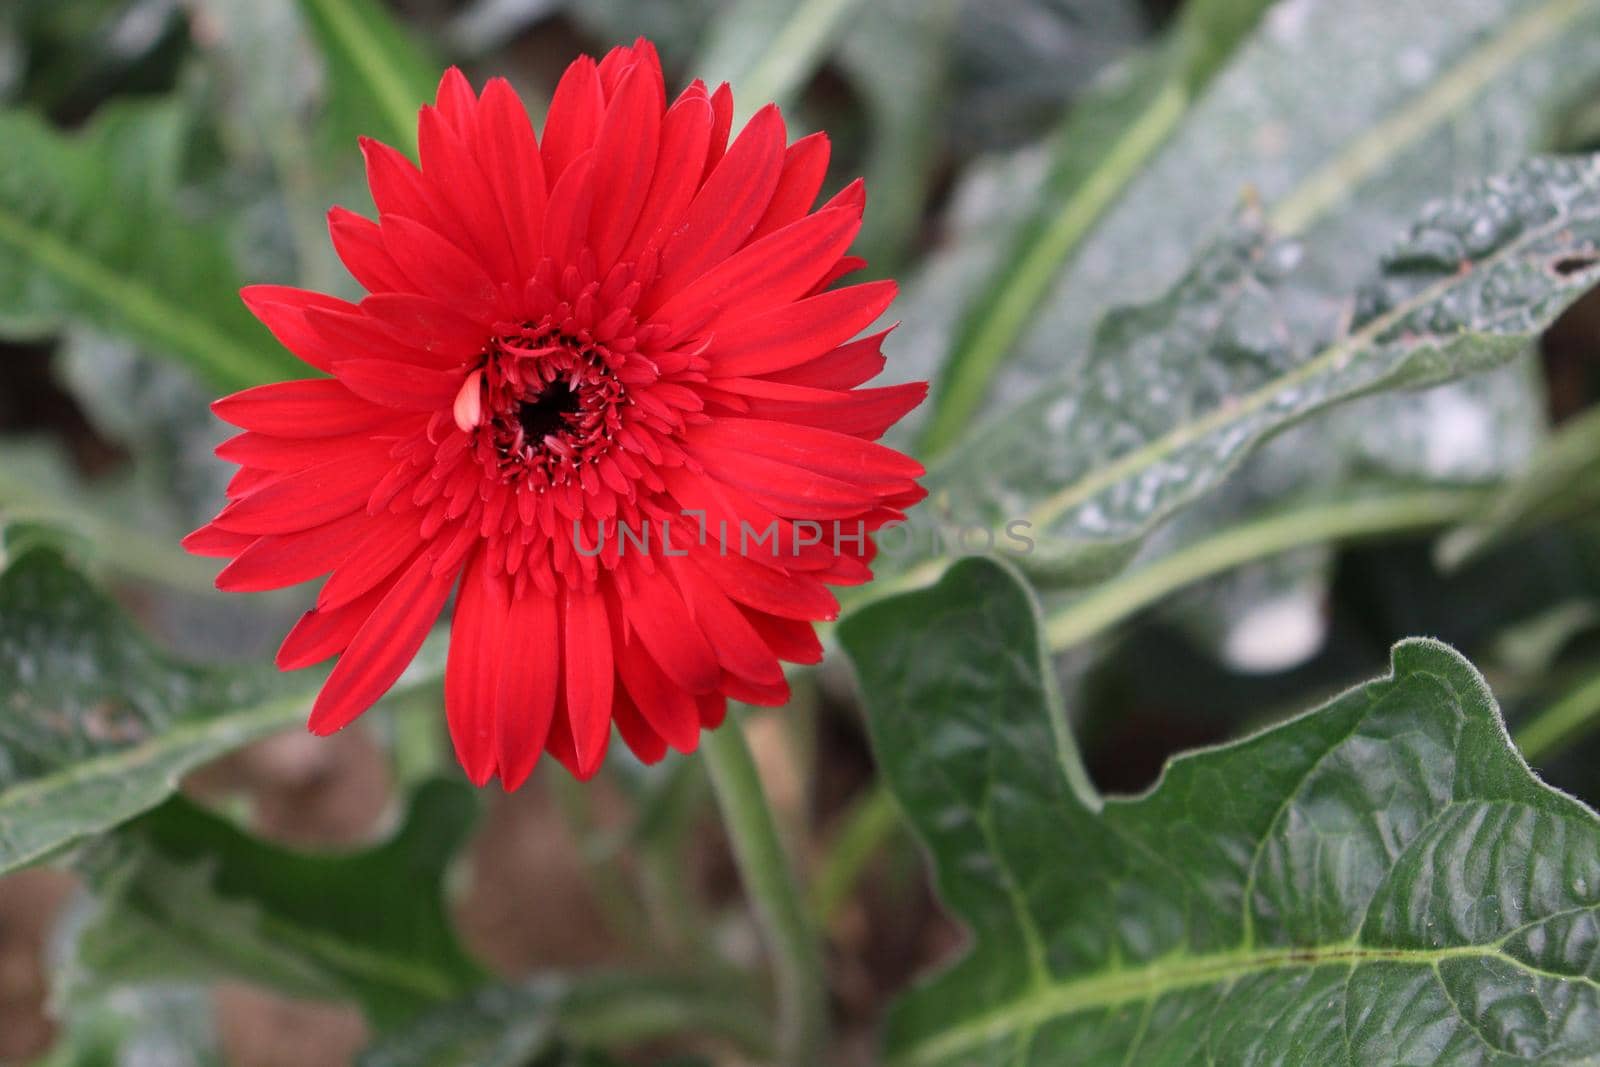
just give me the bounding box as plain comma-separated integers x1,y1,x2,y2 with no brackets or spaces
3,0,1600,1064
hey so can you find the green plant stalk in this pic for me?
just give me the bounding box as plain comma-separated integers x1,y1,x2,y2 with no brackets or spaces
811,784,900,923
559,975,775,1059
733,0,871,122
1515,667,1600,762
919,80,1188,456
1045,488,1491,651
0,208,295,391
702,716,828,1067
299,0,425,155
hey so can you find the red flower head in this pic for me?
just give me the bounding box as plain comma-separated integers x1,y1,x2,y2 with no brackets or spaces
185,41,927,785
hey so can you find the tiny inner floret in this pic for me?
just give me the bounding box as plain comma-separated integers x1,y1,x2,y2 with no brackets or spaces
469,326,627,490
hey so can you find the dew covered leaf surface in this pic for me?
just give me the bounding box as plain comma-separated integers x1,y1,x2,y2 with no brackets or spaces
0,548,310,876
900,157,1600,586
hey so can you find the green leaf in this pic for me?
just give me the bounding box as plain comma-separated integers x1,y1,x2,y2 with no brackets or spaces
0,547,313,875
908,0,1600,452
66,782,484,1026
355,973,771,1066
842,557,1600,1065
887,157,1600,593
1440,403,1600,567
294,0,440,157
0,101,303,389
918,0,1276,453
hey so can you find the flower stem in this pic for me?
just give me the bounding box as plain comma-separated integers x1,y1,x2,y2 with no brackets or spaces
702,715,828,1067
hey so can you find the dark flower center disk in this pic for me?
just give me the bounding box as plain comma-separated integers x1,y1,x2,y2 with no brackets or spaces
517,387,582,441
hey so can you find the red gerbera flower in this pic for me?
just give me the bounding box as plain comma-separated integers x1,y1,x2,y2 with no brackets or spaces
184,40,926,786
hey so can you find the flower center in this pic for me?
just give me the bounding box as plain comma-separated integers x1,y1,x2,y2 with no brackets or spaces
516,387,582,441
463,325,627,491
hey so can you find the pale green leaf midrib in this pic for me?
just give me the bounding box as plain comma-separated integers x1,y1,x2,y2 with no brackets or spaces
0,693,309,874
893,937,1600,1066
0,204,284,390
1021,206,1590,532
1268,0,1589,235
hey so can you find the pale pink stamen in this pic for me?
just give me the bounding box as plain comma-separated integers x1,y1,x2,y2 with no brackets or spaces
453,369,484,432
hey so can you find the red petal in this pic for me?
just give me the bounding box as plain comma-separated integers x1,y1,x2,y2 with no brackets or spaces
667,553,783,686
707,280,896,378
361,293,490,365
698,550,839,620
308,553,456,734
620,93,713,264
612,689,668,764
317,511,422,610
276,582,388,669
541,152,596,268
620,564,721,694
748,611,824,664
767,327,891,389
182,524,256,558
212,379,390,437
212,451,397,535
542,56,604,185
589,61,664,270
612,611,700,752
742,381,928,438
702,82,733,179
328,208,412,293
496,588,559,788
434,67,479,138
216,509,370,592
652,208,862,335
446,550,507,786
647,105,786,310
419,104,520,284
562,587,614,778
695,417,924,484
334,359,464,410
379,216,501,319
360,137,442,232
751,131,830,242
240,286,360,374
477,78,548,279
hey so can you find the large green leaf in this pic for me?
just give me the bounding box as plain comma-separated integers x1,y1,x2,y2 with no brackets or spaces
66,782,484,1026
842,557,1600,1065
0,547,313,875
883,156,1600,593
0,101,302,389
906,0,1600,450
